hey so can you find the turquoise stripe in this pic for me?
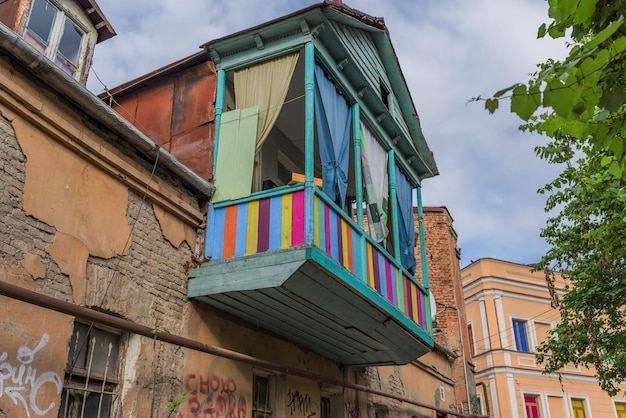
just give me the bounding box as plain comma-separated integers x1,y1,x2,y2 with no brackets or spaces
268,195,282,251
234,203,248,257
212,208,226,260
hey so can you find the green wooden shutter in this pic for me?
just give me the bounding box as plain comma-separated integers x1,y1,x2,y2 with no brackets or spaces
212,106,259,203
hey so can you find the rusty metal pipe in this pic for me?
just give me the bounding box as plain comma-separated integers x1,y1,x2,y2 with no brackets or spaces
0,281,487,418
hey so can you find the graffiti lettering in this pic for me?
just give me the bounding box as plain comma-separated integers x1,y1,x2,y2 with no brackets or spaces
184,373,246,418
0,334,62,418
287,389,316,418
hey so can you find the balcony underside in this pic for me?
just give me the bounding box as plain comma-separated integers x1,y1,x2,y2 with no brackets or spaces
188,246,432,367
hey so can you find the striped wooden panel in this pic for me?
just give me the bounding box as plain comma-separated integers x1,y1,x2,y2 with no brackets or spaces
313,195,358,277
312,196,427,330
207,190,305,260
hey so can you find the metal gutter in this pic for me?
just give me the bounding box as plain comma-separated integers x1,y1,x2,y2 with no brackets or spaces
0,23,214,198
0,281,488,418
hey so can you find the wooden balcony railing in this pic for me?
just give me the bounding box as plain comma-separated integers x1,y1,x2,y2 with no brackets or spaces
204,184,430,333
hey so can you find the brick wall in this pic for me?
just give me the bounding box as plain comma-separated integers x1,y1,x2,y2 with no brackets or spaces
415,206,474,411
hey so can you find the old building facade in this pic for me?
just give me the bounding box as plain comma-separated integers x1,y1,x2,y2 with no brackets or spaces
462,258,626,418
0,1,482,417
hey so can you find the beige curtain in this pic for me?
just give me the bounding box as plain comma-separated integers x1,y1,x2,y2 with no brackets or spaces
234,52,299,151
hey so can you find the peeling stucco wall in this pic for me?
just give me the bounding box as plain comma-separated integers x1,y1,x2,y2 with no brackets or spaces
0,54,203,416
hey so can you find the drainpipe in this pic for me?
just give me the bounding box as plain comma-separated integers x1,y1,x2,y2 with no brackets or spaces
304,41,315,245
212,69,226,175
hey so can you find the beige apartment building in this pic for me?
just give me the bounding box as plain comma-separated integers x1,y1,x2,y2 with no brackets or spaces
462,258,626,418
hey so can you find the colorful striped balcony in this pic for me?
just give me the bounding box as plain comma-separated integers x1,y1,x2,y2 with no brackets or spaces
188,185,433,366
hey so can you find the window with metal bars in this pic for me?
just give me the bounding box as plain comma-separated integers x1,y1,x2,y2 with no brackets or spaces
58,322,121,418
252,374,273,418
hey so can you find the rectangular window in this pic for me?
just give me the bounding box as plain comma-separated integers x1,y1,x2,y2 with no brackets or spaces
24,0,84,76
615,401,626,418
253,374,273,418
320,397,331,418
571,398,587,418
524,394,541,418
513,319,529,352
534,321,551,348
59,322,121,417
467,323,476,356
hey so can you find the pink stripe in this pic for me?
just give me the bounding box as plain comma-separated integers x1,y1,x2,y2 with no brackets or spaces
257,198,270,252
291,191,305,246
385,260,394,305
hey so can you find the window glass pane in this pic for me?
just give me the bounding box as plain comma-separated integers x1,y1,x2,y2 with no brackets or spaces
67,322,90,369
571,399,587,418
535,322,551,346
513,320,529,352
26,0,57,44
90,328,120,377
616,402,626,418
524,395,541,418
57,18,82,65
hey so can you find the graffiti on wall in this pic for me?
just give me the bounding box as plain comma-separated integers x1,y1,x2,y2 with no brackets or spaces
0,333,62,418
184,373,246,418
287,388,317,418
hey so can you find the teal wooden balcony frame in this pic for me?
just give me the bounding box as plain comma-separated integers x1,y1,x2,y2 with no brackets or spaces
189,185,433,366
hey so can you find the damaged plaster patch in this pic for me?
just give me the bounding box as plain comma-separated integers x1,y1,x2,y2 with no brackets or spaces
0,259,36,290
46,232,89,304
13,117,131,256
153,203,196,249
19,253,46,279
14,118,131,258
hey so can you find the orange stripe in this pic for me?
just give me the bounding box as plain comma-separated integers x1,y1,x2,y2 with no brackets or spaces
223,205,237,259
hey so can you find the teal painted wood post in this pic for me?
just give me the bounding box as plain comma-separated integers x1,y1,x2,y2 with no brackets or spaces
212,69,226,175
352,104,366,281
417,186,432,333
304,42,315,245
388,151,401,262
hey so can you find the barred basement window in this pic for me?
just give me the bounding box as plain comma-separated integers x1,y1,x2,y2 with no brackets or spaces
253,374,273,418
59,322,121,418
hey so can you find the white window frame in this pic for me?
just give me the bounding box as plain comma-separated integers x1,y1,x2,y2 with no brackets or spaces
531,320,553,353
22,0,91,79
521,390,545,418
613,398,626,418
511,316,531,353
568,395,592,418
467,320,476,356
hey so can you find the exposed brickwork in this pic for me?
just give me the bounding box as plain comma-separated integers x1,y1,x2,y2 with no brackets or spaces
415,207,475,411
0,110,196,414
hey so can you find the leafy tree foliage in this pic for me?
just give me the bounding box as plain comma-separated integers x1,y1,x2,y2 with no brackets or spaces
485,0,626,395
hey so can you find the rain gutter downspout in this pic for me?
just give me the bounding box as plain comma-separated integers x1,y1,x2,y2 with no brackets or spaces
0,23,213,198
0,281,488,418
212,69,226,174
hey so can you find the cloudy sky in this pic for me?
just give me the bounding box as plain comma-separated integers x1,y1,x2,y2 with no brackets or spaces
88,0,568,267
